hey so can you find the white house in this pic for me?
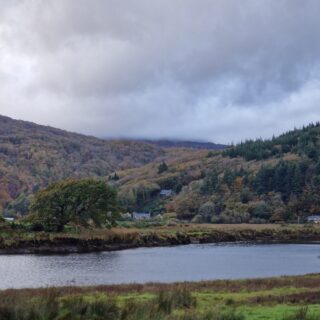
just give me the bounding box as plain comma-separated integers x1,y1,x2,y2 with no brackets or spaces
132,212,151,220
307,215,320,223
121,212,132,220
159,189,174,197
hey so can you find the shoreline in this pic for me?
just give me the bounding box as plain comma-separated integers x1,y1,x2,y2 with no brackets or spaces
2,239,320,255
1,224,320,254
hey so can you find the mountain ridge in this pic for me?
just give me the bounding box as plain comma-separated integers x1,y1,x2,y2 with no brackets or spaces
135,139,227,150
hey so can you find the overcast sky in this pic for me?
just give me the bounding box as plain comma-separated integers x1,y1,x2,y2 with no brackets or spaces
1,1,320,143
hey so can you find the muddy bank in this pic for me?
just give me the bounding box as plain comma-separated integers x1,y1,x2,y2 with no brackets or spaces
1,226,320,254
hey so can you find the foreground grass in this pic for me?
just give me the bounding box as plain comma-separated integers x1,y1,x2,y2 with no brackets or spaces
1,222,320,253
1,274,320,319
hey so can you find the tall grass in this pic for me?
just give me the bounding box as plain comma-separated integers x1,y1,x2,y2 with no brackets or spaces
282,307,318,320
0,288,245,320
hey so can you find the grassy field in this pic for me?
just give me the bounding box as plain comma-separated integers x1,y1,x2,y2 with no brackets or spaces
1,222,320,253
1,274,320,319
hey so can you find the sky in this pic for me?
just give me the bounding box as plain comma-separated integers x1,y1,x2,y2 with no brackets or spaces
1,0,320,144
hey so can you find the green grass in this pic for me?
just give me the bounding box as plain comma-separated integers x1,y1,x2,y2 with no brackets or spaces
2,274,320,319
240,305,320,320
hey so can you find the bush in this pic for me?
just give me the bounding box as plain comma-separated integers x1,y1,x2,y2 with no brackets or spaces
212,209,250,224
61,297,120,319
198,201,216,222
252,203,271,220
240,188,252,204
157,288,196,314
282,307,318,320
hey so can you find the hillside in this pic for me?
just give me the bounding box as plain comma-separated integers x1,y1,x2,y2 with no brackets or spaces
116,123,320,223
223,122,320,160
3,115,320,224
0,115,200,214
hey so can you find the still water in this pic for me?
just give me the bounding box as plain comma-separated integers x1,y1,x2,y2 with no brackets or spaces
0,243,320,289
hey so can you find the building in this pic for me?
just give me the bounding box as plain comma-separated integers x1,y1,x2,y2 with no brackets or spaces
307,215,320,223
159,189,174,197
121,212,132,220
132,212,151,220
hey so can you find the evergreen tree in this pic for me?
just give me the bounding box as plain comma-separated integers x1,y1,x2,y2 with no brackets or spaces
158,161,168,174
254,165,274,194
201,170,219,194
292,163,304,195
223,169,235,187
274,161,288,194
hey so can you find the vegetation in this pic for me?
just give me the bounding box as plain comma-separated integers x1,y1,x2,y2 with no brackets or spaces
1,274,320,319
158,161,169,174
0,114,198,216
4,115,320,226
30,179,119,231
223,123,320,161
1,223,320,254
116,123,320,224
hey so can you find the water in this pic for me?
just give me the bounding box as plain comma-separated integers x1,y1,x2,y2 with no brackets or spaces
0,243,320,289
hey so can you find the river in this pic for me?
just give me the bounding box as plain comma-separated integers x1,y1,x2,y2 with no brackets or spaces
0,243,319,289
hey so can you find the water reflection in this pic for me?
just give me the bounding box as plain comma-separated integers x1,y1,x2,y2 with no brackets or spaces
0,243,319,289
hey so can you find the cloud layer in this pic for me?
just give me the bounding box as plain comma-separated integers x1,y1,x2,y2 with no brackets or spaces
1,0,320,143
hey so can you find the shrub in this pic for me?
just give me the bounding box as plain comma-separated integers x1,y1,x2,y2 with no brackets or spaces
282,306,318,320
157,289,196,314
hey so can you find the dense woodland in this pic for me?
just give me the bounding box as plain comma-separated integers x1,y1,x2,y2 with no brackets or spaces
0,115,198,216
116,123,320,223
2,115,320,224
223,123,320,161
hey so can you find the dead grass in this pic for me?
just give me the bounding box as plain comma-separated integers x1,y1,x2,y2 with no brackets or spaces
2,274,320,298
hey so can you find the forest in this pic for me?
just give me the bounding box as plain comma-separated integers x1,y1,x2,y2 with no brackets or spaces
116,123,320,224
2,115,320,225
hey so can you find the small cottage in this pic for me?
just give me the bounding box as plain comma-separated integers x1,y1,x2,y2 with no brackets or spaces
307,215,320,223
132,212,151,220
159,189,174,197
121,212,132,220
4,217,14,222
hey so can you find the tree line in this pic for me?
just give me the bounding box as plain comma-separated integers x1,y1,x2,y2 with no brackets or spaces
223,122,320,161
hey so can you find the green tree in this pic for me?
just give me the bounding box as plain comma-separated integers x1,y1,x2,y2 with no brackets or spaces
240,187,252,204
252,203,271,220
316,161,320,175
223,169,235,187
292,163,304,195
30,179,119,231
254,165,274,194
109,172,119,181
201,170,219,194
158,161,168,174
198,201,216,222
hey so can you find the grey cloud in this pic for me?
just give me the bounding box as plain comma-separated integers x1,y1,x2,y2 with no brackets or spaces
1,0,320,143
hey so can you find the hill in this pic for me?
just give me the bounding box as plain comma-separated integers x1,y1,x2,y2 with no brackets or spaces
0,115,200,215
3,115,320,224
116,123,320,223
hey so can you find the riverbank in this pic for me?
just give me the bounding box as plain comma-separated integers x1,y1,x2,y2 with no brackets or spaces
1,223,320,254
1,274,320,319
